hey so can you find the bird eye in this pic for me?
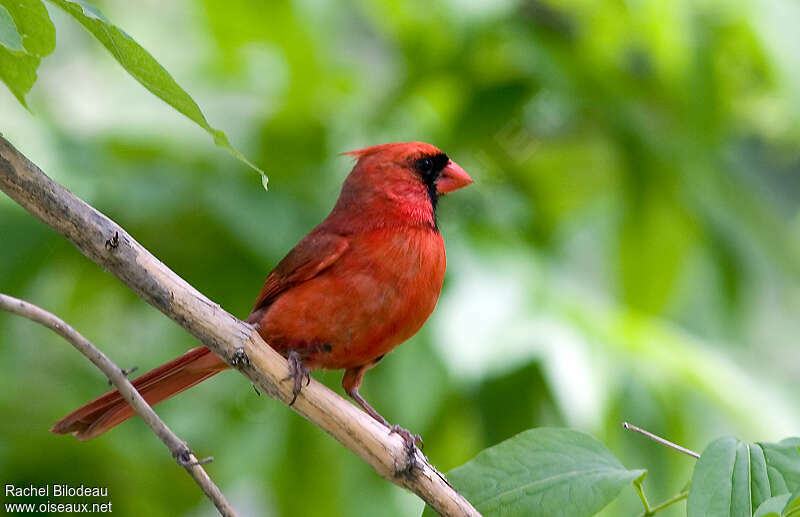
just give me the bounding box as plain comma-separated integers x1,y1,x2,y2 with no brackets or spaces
416,157,433,174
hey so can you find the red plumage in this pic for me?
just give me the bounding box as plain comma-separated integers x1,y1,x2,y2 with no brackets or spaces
51,141,473,444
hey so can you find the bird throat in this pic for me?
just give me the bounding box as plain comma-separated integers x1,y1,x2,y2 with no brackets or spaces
420,152,449,227
425,178,439,222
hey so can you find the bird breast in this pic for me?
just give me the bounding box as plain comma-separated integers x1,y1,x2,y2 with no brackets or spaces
259,226,446,370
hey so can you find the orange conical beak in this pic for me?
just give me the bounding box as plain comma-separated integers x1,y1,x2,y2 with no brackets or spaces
436,160,473,194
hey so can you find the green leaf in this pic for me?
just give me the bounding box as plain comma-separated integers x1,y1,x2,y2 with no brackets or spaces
688,437,800,517
0,49,36,105
422,428,644,517
0,0,55,56
754,494,791,517
0,5,24,52
0,0,55,106
784,490,800,517
46,0,266,186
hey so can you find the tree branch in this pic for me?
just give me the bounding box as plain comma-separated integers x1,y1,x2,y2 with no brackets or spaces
0,293,238,517
0,135,480,517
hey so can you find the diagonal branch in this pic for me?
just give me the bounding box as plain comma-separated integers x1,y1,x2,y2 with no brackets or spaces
0,293,238,517
0,135,480,517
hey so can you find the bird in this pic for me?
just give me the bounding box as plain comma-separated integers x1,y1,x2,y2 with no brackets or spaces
51,141,473,449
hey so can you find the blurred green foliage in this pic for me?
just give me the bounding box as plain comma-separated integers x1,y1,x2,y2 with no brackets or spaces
1,0,799,515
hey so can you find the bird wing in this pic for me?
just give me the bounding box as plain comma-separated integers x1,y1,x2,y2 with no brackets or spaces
250,231,350,315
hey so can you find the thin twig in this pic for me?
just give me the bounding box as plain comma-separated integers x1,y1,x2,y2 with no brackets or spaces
623,422,700,459
0,134,479,516
0,293,238,517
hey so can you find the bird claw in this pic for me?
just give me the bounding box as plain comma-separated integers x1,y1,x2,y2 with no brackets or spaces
283,350,310,406
389,424,424,451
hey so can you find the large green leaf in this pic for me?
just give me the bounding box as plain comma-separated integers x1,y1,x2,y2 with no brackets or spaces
46,0,266,186
688,437,800,517
423,428,644,517
0,0,54,106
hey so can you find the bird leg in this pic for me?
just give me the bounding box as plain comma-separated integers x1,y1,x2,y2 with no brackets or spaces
284,350,310,405
350,389,424,451
342,364,423,451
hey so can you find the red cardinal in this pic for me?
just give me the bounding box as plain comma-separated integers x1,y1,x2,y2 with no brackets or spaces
51,142,472,448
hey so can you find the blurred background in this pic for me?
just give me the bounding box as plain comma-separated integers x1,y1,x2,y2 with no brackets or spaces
1,0,799,515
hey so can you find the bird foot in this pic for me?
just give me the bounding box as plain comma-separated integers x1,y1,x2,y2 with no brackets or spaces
283,350,310,406
389,424,424,451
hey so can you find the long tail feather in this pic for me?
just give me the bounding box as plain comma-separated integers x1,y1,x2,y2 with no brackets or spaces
51,347,229,441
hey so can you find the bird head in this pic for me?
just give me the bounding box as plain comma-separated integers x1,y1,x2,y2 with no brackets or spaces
341,142,473,222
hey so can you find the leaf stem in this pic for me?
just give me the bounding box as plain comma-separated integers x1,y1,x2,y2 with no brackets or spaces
633,477,651,512
646,491,688,515
633,477,688,517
